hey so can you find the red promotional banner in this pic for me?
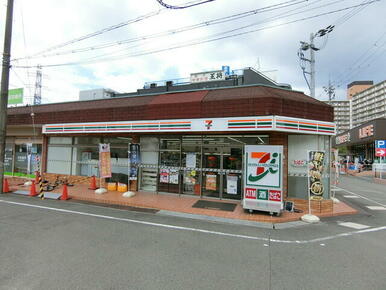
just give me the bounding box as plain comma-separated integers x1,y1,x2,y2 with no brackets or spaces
99,144,112,178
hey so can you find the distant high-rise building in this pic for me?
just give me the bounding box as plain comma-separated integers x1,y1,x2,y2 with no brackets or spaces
351,80,386,128
327,100,351,134
346,81,373,100
325,80,386,134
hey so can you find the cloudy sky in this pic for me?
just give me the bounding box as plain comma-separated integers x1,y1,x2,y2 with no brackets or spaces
1,0,385,104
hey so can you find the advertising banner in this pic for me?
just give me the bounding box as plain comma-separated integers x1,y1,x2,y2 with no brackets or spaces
99,144,112,178
307,151,325,200
8,88,23,105
128,143,140,181
169,169,179,184
243,145,283,214
159,169,169,183
205,174,217,191
226,175,238,195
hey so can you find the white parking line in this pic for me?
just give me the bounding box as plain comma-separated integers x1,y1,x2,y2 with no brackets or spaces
343,195,360,199
366,206,386,211
1,199,385,244
338,222,370,230
335,187,386,207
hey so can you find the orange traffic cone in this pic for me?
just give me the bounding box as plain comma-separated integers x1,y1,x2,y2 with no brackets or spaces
89,175,97,190
29,180,37,196
60,184,69,200
3,178,10,193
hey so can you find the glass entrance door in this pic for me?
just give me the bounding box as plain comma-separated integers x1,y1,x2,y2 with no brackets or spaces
202,146,221,198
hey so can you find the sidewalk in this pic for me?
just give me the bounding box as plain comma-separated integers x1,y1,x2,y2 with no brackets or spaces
4,176,357,224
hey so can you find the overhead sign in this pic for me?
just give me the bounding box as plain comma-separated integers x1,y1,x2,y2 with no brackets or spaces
8,88,24,105
375,140,386,149
190,70,225,83
375,148,386,157
243,145,283,214
359,124,374,139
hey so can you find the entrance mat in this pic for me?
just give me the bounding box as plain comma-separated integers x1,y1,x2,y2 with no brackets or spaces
192,200,237,212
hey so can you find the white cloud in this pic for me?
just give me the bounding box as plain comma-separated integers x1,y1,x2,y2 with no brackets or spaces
2,0,385,104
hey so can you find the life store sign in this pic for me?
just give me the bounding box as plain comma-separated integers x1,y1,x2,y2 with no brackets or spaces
307,151,325,200
243,145,283,215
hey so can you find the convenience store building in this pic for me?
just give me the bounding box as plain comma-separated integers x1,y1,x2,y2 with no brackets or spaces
6,76,335,202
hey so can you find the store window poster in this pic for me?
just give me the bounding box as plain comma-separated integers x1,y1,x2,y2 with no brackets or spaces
226,175,238,195
205,174,217,191
169,169,179,184
159,169,169,183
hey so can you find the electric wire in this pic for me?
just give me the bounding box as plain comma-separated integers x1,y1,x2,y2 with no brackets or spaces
155,0,215,9
14,0,308,60
13,1,379,69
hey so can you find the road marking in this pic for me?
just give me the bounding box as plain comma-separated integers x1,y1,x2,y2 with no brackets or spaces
343,195,360,199
335,187,386,206
338,222,370,229
366,206,386,211
0,199,385,244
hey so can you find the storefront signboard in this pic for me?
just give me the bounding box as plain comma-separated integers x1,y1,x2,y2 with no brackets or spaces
99,144,112,178
8,88,24,105
190,70,225,83
128,144,140,181
243,145,283,214
307,151,325,200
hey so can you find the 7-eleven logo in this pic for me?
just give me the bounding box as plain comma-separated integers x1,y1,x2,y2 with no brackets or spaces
205,120,213,130
248,152,279,182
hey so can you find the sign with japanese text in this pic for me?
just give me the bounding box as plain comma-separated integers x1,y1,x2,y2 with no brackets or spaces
99,144,112,178
190,70,225,83
307,151,325,200
8,88,24,105
243,145,283,213
128,143,140,181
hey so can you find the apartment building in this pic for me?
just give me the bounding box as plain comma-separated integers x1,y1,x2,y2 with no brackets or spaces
327,100,351,134
351,80,386,128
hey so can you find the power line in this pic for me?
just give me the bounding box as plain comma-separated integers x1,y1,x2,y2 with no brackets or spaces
14,0,308,61
155,0,215,9
14,1,378,69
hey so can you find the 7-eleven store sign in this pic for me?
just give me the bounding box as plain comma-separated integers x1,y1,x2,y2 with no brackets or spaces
243,145,284,215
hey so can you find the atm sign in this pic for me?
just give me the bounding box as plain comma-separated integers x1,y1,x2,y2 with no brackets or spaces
245,188,257,199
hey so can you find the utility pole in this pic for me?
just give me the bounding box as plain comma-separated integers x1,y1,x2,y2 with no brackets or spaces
33,65,42,105
323,79,335,103
0,0,14,194
298,25,334,98
310,33,316,98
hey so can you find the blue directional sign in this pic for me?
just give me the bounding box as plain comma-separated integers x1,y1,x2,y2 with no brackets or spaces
375,140,386,149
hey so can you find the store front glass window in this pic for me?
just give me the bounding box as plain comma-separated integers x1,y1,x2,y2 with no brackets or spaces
14,144,42,176
182,136,202,195
158,138,181,193
288,135,330,200
139,137,159,192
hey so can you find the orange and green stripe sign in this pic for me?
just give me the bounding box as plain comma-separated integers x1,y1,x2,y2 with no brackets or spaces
228,118,273,129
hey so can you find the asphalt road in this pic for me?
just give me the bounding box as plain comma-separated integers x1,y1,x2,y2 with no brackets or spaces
0,174,385,290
